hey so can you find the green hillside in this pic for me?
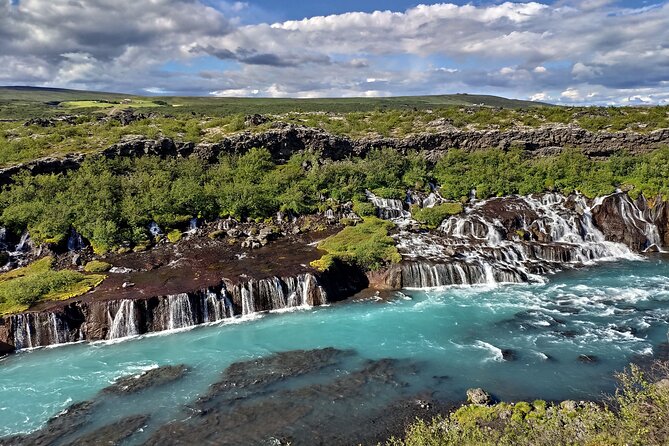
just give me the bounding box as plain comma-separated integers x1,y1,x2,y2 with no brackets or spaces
0,86,545,120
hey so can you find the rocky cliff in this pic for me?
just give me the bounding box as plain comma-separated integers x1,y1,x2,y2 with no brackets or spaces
1,124,668,185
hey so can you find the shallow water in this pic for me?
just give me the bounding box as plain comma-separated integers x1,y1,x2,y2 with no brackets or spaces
1,256,668,443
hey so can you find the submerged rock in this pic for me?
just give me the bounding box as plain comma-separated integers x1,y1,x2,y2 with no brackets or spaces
0,401,96,446
102,364,188,395
69,414,149,446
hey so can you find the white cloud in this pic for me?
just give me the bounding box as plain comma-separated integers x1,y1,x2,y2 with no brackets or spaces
0,1,668,104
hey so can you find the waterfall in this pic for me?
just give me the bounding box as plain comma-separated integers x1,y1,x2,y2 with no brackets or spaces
108,300,139,339
12,314,33,350
167,294,194,330
397,192,660,289
148,222,162,236
240,284,255,316
66,228,86,251
366,190,410,220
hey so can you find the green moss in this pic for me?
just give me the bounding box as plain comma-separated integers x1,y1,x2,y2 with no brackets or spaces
83,260,112,273
310,254,337,272
0,257,106,315
208,229,226,239
411,202,464,229
167,229,183,243
314,217,401,271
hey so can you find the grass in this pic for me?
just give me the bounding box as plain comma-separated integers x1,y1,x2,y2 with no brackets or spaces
60,99,164,109
0,257,106,315
388,361,669,446
312,217,401,271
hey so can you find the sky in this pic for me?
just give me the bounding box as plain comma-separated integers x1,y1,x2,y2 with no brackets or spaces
1,0,668,104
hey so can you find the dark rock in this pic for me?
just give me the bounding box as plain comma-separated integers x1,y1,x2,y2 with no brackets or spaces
68,414,149,446
0,401,96,446
466,387,492,405
102,364,188,395
578,354,599,364
501,349,517,361
245,114,269,126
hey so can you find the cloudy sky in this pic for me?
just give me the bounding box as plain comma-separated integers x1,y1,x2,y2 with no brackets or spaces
1,0,668,104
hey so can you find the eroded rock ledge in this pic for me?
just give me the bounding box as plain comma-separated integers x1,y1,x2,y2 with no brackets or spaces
2,124,668,185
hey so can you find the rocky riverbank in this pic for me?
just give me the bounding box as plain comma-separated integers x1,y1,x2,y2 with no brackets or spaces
2,123,668,186
0,189,667,355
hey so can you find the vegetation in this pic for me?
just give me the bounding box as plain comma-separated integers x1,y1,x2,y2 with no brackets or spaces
2,145,669,256
313,217,401,271
0,257,105,315
434,147,669,200
83,260,112,273
389,362,669,446
0,147,427,254
411,203,464,229
1,86,667,166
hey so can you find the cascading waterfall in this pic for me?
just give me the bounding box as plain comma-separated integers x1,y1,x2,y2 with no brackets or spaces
5,271,330,351
167,293,195,330
398,192,661,289
108,300,139,339
367,190,410,220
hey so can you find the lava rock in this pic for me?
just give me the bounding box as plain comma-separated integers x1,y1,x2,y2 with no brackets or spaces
466,387,492,405
102,364,188,395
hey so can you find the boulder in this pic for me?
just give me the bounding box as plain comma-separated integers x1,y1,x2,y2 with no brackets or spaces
466,387,492,405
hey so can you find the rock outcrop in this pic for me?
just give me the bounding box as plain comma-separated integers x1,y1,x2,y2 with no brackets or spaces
2,124,668,186
0,262,365,351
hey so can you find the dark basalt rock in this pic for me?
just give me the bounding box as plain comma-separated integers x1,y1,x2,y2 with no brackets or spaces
501,349,517,361
578,354,599,364
146,352,419,446
68,414,149,446
3,125,669,187
0,401,96,446
101,364,188,395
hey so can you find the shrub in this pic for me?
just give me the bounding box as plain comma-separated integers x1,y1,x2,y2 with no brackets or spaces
167,229,183,243
83,260,112,273
315,217,401,270
388,361,669,446
411,202,464,228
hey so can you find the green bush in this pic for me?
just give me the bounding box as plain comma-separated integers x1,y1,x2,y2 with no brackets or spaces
83,260,112,273
411,202,464,228
167,229,183,243
315,217,401,270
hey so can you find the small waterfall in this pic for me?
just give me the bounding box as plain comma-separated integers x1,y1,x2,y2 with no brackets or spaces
108,300,139,339
187,218,198,234
240,284,255,316
616,194,663,250
14,231,30,252
12,314,33,350
12,312,73,349
367,191,410,220
167,294,194,330
148,222,162,237
66,228,86,251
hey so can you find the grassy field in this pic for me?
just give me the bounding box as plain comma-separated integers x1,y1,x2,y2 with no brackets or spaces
0,86,544,120
0,86,668,168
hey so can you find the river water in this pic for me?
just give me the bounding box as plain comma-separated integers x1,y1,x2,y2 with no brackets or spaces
1,256,668,444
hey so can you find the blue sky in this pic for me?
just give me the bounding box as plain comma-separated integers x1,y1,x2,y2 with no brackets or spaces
1,0,668,104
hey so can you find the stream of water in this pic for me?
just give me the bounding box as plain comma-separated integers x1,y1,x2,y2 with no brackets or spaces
1,256,668,443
